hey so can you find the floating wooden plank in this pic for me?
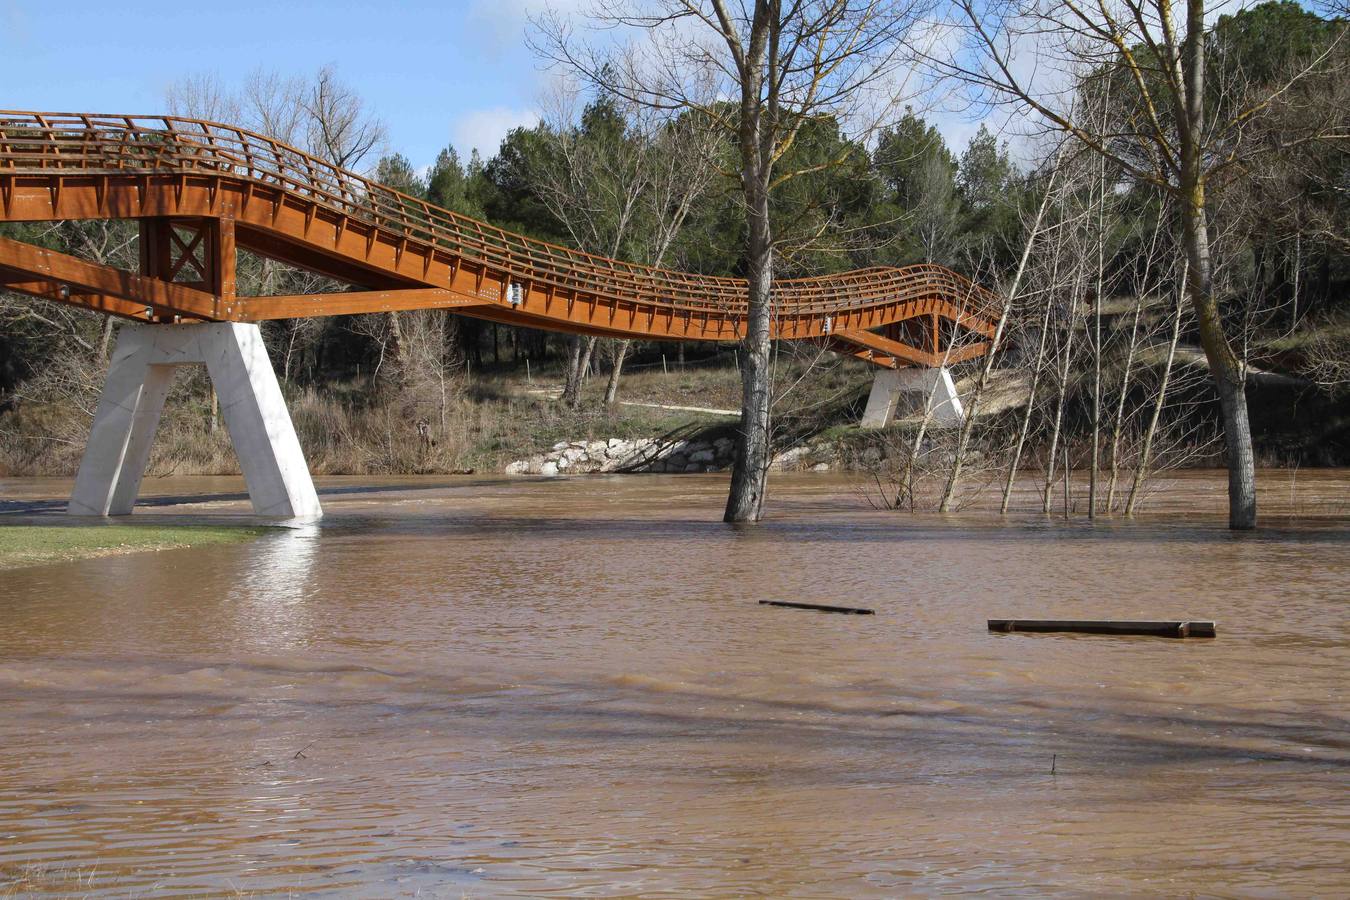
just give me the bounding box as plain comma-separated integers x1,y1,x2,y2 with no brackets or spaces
988,619,1216,639
761,600,875,616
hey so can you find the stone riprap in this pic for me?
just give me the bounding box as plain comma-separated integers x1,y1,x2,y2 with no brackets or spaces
504,436,845,476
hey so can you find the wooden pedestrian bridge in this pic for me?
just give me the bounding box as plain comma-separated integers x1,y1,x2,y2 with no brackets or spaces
0,110,1002,519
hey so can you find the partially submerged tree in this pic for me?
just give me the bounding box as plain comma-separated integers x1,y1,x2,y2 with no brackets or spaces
936,0,1349,529
537,0,930,522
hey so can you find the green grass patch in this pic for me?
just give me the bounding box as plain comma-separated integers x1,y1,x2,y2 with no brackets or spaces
0,524,272,570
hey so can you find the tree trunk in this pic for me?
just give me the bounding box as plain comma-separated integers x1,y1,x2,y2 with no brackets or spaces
97,315,115,359
386,311,405,367
562,335,598,407
604,340,630,405
1180,0,1255,529
1105,291,1145,511
1001,293,1055,513
898,335,961,510
724,179,773,523
1089,285,1102,518
939,155,1061,513
1041,309,1077,514
1184,195,1256,529
937,307,1007,513
561,335,584,406
580,336,598,380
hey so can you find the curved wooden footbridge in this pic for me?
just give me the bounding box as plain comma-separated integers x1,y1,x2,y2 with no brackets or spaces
0,111,999,369
0,111,1003,518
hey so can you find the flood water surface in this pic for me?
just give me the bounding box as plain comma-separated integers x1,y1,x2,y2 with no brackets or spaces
1,472,1348,896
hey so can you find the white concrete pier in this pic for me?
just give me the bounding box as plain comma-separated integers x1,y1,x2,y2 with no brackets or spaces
69,322,322,518
860,367,965,429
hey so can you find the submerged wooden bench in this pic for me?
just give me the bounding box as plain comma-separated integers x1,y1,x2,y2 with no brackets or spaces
988,619,1217,639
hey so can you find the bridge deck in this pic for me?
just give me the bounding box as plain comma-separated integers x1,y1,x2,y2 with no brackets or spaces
0,111,1001,368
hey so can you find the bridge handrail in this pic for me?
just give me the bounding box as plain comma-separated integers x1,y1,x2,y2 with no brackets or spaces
0,111,1001,320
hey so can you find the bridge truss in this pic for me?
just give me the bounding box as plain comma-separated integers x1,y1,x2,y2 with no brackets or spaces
0,111,1000,368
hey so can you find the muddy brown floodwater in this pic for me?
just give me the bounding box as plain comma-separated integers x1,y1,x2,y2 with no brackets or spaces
1,471,1348,897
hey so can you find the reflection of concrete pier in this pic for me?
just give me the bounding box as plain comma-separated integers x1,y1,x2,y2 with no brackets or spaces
69,322,321,519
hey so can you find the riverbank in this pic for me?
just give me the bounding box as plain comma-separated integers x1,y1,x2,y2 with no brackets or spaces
2,343,1346,480
0,524,269,570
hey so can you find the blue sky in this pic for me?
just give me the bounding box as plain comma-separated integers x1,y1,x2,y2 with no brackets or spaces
1,0,1292,172
1,0,1042,172
0,0,564,166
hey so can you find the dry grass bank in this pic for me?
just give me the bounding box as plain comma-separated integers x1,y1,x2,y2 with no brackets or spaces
0,370,733,478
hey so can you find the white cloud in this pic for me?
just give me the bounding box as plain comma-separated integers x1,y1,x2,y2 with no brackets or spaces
1,2,28,45
468,0,589,42
452,106,540,157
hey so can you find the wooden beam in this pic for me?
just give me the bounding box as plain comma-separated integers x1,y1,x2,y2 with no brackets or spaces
825,340,901,369
139,218,173,281
235,288,491,321
0,277,163,321
830,329,994,369
832,329,938,367
0,235,226,320
213,217,236,303
943,341,993,365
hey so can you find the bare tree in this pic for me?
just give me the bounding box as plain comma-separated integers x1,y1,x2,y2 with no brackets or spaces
1035,154,1097,514
998,142,1083,513
526,88,717,408
608,104,726,404
537,0,930,522
938,139,1066,511
1125,263,1189,515
302,65,388,171
1103,203,1171,511
1299,315,1350,393
936,0,1348,528
242,69,307,147
165,73,242,124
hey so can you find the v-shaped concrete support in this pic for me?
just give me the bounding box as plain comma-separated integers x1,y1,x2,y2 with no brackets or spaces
69,323,322,518
860,367,965,429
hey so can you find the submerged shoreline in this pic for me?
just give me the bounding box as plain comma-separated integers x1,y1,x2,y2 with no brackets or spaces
0,523,269,570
